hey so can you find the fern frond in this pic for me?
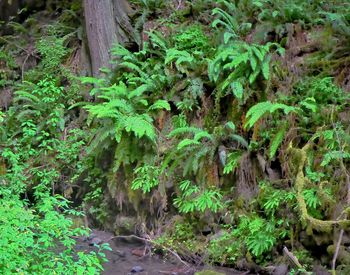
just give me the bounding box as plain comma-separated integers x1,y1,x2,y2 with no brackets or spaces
148,100,171,111
194,131,213,142
230,134,249,148
192,147,211,173
128,84,149,99
123,114,156,141
147,31,168,52
165,49,194,72
86,123,115,155
245,101,296,129
321,151,350,166
269,125,287,159
167,127,203,138
177,139,201,150
14,91,40,103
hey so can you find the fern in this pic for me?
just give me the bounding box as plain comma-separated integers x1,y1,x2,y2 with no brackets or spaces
174,180,223,213
245,101,296,129
131,165,160,193
209,41,283,101
212,0,239,43
167,126,204,138
269,124,287,159
84,79,164,148
223,151,242,174
321,151,350,167
303,189,321,210
124,114,156,141
148,99,171,111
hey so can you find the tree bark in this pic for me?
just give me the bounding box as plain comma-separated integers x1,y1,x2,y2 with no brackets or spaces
83,0,133,76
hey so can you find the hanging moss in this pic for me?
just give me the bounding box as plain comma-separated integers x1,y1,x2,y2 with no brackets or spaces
288,145,350,233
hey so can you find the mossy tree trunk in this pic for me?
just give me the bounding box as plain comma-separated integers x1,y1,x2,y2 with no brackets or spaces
83,0,133,76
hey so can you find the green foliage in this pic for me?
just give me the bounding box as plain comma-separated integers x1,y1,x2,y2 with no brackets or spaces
131,165,160,193
173,180,223,213
0,192,108,274
3,0,350,271
36,34,69,71
269,124,287,159
245,101,296,129
174,25,210,52
84,80,162,145
242,216,276,257
302,188,321,210
211,0,239,43
209,41,283,101
223,151,242,174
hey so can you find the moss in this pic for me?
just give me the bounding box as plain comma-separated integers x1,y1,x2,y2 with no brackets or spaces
288,145,350,233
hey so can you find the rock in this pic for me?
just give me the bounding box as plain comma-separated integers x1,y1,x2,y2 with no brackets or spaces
201,226,211,236
114,215,137,235
113,250,126,258
272,264,288,275
89,237,103,246
312,265,330,275
130,266,144,273
84,233,97,242
195,270,225,275
209,230,226,241
131,248,145,257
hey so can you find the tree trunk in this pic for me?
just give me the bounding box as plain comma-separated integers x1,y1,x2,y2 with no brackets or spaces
83,0,133,76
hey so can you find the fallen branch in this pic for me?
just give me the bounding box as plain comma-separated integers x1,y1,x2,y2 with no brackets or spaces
331,133,350,274
283,246,303,270
331,229,344,274
110,235,190,267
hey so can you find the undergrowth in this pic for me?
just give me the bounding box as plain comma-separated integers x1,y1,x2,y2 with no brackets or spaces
1,0,350,273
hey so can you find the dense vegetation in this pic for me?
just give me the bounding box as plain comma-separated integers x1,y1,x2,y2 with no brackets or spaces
1,0,350,273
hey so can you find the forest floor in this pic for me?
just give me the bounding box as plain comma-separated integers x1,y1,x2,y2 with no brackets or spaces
76,230,245,275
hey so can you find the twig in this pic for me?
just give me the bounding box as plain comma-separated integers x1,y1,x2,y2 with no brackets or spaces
331,121,350,274
283,246,303,270
176,0,183,10
110,235,190,267
21,53,30,81
332,229,344,274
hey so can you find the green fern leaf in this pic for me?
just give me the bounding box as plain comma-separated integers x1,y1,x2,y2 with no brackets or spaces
167,127,203,138
124,114,155,141
177,139,200,150
321,151,350,166
261,56,271,80
148,100,171,111
231,81,243,99
194,130,213,142
269,125,287,159
223,151,242,174
245,101,296,129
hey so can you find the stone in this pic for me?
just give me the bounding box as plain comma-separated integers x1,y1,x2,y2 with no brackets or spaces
272,264,289,275
113,250,126,257
89,237,103,246
195,270,225,275
130,266,144,273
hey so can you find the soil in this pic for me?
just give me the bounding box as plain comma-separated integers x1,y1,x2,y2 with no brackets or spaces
76,230,247,275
